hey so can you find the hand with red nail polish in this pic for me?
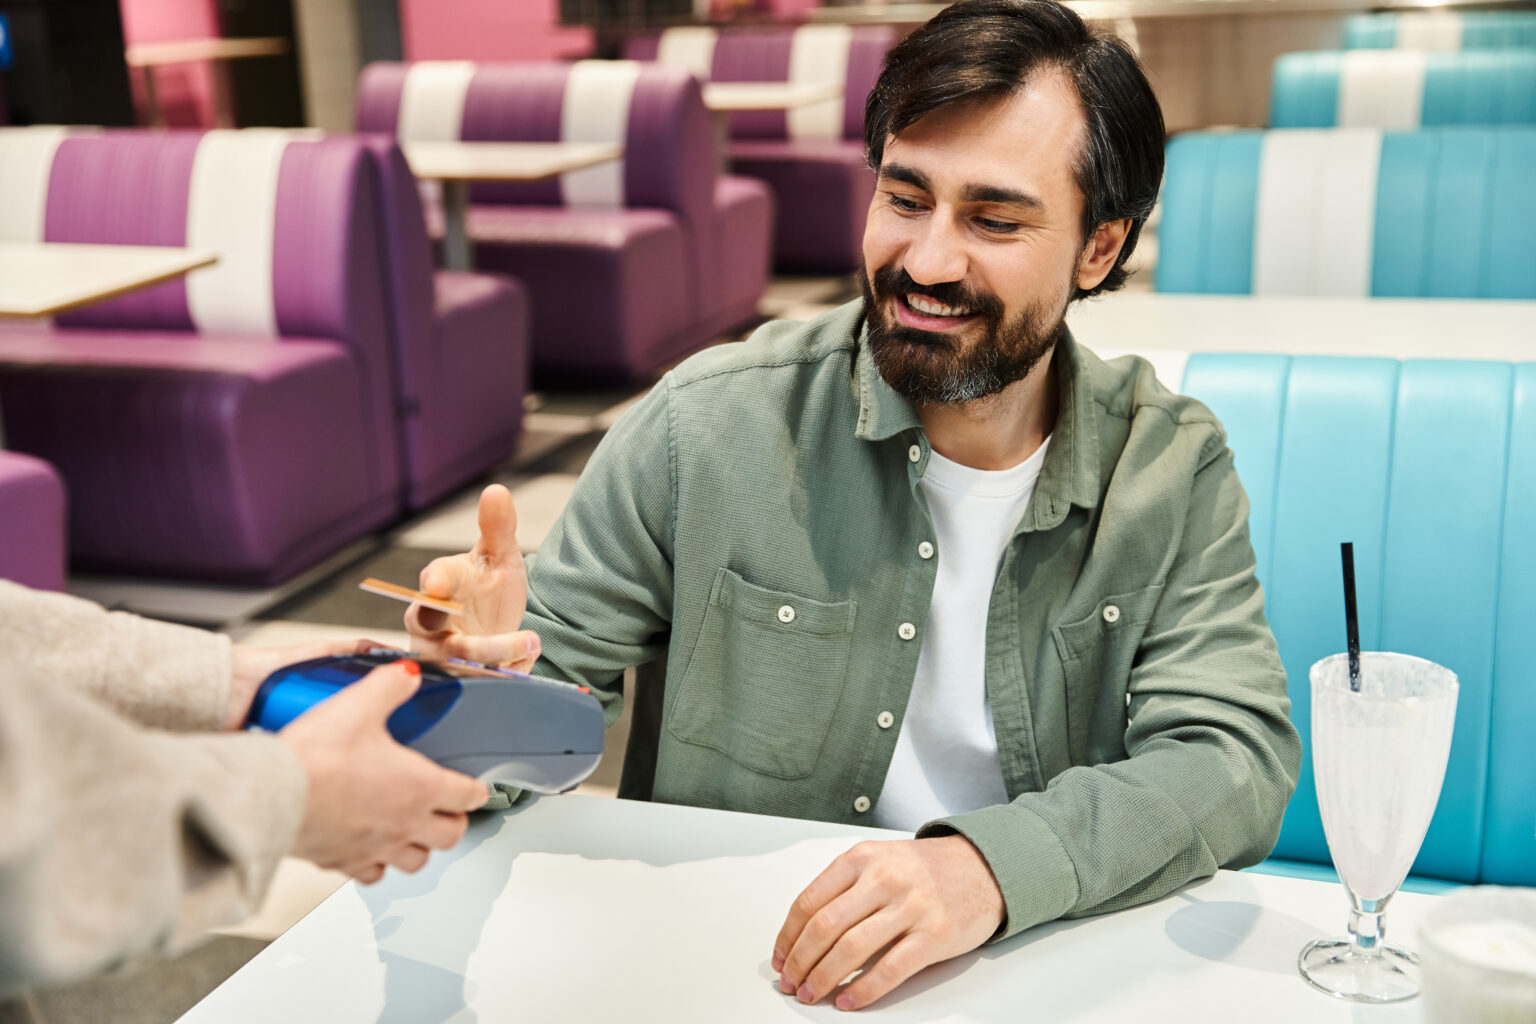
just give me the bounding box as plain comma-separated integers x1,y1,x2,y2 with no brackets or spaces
279,659,490,883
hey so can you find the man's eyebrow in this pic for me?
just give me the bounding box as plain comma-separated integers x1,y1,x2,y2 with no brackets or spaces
961,183,1044,210
877,163,931,192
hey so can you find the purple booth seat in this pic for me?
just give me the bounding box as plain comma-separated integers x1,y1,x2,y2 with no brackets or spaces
0,450,67,592
626,25,895,273
356,60,773,385
359,136,530,509
0,130,402,584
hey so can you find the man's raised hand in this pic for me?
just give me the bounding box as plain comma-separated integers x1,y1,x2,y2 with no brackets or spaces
405,484,541,671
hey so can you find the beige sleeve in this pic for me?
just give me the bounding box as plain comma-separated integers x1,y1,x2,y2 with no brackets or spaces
0,654,306,992
0,581,232,731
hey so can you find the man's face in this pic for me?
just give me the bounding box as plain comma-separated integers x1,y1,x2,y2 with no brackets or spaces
861,70,1091,405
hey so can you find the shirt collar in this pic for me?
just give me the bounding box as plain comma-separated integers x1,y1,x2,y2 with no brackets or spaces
849,308,1102,527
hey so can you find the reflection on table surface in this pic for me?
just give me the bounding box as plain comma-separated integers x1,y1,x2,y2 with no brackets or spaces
176,794,1437,1023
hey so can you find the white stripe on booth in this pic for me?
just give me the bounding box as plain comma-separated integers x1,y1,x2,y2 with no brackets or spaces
1253,129,1382,297
398,61,476,142
560,60,641,208
0,126,71,242
1338,51,1426,129
656,26,717,82
186,129,289,335
788,25,852,141
1396,12,1464,51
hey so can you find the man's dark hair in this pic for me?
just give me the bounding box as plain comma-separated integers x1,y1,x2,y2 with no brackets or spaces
864,0,1165,299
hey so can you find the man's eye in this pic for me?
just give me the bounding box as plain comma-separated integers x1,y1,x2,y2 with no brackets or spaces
887,194,924,212
976,218,1018,233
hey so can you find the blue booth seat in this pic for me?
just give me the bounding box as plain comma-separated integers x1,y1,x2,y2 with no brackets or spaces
1176,353,1536,892
1156,127,1536,298
1271,50,1536,129
1345,12,1536,51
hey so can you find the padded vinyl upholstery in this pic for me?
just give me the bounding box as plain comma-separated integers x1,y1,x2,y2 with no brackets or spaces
1344,12,1536,50
1179,353,1536,887
1156,127,1536,298
1271,50,1536,128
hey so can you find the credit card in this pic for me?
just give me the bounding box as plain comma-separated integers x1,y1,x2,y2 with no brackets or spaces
358,577,464,616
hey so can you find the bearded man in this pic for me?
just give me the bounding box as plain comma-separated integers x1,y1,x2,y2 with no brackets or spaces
406,0,1301,1010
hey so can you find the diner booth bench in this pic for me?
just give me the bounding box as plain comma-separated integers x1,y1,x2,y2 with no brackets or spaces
0,129,527,583
626,25,896,273
356,60,772,385
1156,127,1536,298
1177,353,1536,891
0,450,67,591
1270,50,1536,129
1344,11,1536,51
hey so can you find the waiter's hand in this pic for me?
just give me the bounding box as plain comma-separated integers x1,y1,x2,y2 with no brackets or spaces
772,835,1005,1011
404,484,541,671
227,637,377,731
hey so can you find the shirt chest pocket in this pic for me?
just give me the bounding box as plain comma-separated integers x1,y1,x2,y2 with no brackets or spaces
667,568,857,780
1050,582,1163,766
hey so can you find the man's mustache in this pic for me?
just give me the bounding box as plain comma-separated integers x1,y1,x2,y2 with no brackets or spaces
871,265,1004,321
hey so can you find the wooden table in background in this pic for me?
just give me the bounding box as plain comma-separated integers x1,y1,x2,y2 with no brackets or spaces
125,37,289,129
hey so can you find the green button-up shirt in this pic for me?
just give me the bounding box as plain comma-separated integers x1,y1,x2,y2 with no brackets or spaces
525,299,1301,940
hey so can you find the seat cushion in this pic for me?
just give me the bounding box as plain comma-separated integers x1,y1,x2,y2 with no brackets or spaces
0,330,395,584
0,451,67,591
402,271,531,509
729,139,874,272
441,204,693,383
695,176,774,344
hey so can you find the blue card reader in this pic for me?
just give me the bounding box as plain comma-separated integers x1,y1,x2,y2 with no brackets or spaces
245,648,605,794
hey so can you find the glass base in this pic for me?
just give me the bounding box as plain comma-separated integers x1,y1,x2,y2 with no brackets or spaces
1298,939,1421,1003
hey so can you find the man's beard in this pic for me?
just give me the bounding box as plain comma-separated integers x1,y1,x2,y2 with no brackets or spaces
859,263,1068,405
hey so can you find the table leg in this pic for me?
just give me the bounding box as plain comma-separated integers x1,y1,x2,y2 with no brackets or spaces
141,66,165,128
440,180,474,272
711,110,732,174
211,62,234,129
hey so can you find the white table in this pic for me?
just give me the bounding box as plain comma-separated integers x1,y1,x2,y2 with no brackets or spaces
177,793,1438,1022
702,81,845,170
399,141,625,272
1066,292,1536,390
125,37,290,129
0,242,217,320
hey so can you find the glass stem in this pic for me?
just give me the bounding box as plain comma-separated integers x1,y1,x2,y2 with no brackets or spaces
1348,896,1388,957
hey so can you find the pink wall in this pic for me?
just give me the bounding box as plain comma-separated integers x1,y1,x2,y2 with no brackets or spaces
400,0,592,62
118,0,224,127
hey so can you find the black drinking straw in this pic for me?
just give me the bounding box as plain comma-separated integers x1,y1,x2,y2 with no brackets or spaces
1341,542,1362,692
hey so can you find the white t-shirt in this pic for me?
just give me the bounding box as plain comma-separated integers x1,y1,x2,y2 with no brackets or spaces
873,437,1051,832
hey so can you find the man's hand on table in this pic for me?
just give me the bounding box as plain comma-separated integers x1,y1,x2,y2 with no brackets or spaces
773,835,1005,1011
404,483,541,670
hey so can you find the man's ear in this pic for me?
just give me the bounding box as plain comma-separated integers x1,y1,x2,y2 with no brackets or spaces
1076,218,1132,291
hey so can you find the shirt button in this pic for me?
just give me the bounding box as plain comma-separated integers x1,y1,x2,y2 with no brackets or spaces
917,541,934,560
777,605,796,623
1102,604,1121,624
877,711,895,729
853,795,871,813
908,444,922,463
897,622,916,641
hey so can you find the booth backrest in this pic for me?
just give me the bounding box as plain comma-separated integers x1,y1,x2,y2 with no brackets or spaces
1179,353,1536,886
355,60,715,229
0,126,401,506
1156,127,1536,298
1344,12,1536,51
625,25,895,142
1271,50,1536,128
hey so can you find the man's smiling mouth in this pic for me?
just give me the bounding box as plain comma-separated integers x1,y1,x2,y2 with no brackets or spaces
903,293,975,318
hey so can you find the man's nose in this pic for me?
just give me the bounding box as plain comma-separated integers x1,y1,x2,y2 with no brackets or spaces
901,215,969,287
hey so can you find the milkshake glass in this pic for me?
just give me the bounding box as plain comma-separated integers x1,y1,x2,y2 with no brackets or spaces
1299,651,1458,1003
